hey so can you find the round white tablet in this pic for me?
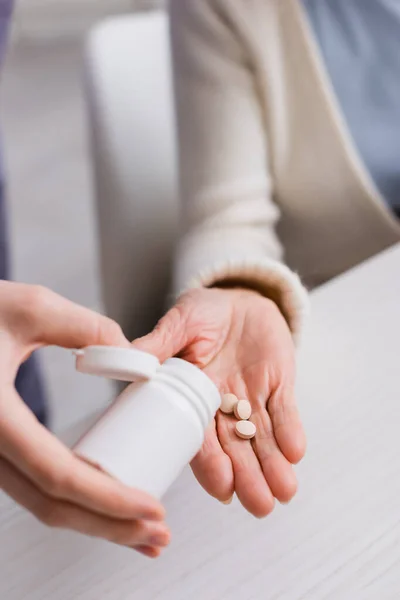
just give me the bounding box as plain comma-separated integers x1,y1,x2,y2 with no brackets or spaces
74,346,160,382
220,393,238,414
235,420,256,440
234,399,252,420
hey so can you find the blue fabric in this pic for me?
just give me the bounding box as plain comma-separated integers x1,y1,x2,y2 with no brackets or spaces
302,0,400,213
0,0,13,63
0,0,14,183
0,2,48,424
0,182,48,425
15,354,47,425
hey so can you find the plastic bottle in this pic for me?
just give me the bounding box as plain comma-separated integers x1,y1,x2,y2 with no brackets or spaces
73,346,220,498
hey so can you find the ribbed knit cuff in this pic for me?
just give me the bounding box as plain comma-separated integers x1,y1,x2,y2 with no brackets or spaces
180,258,309,343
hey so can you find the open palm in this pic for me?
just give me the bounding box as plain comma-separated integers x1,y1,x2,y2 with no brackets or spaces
134,287,306,517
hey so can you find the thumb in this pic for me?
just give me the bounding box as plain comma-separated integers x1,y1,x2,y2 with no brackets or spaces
132,306,188,363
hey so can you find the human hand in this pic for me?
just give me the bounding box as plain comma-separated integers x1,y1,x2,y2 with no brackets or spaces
0,282,169,557
134,287,306,518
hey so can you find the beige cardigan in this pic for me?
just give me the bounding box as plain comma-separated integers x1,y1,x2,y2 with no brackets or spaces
170,0,400,338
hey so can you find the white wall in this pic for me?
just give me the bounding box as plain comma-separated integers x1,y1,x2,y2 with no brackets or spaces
4,0,163,431
13,0,164,40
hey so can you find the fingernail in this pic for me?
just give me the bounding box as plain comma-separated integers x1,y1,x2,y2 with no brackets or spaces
149,528,171,547
221,496,233,505
72,349,84,356
279,498,292,505
134,545,162,559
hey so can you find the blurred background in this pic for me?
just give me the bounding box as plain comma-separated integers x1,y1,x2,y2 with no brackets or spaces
1,0,162,432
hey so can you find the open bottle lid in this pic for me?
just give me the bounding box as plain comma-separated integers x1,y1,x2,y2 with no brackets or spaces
74,346,160,382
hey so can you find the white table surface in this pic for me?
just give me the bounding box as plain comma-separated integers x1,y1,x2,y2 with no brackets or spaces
1,245,400,600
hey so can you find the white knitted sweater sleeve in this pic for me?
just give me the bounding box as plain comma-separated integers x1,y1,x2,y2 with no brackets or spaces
170,0,309,340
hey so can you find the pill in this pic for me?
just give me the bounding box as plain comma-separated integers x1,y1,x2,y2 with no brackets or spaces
235,420,256,440
234,399,252,420
220,393,238,414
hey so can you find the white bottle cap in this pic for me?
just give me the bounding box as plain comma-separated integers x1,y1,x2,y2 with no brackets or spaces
74,346,160,382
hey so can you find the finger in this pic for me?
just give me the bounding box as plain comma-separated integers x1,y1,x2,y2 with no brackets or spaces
251,406,298,504
0,390,165,521
243,366,301,501
6,284,130,350
216,411,275,518
190,420,234,502
267,384,306,464
0,457,170,548
133,305,188,362
134,545,163,559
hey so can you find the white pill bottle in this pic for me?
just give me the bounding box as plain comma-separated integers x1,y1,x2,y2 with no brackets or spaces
73,346,220,499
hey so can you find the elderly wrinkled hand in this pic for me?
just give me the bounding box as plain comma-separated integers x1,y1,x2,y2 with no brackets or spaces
134,287,306,517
